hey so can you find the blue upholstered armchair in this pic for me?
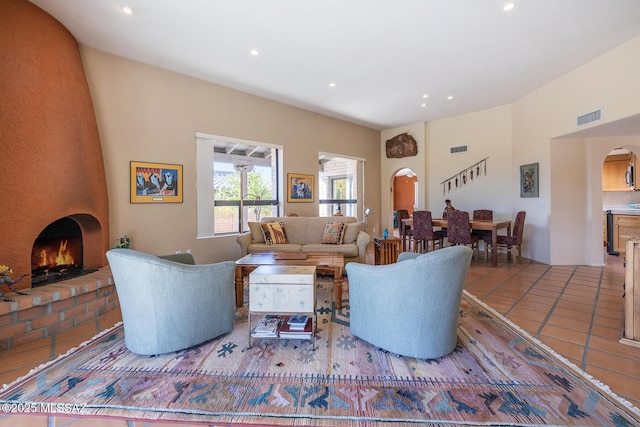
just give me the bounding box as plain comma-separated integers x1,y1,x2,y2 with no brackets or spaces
106,249,236,355
345,245,473,359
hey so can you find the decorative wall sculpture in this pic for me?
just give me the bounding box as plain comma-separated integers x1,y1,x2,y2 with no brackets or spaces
385,133,418,158
441,158,489,195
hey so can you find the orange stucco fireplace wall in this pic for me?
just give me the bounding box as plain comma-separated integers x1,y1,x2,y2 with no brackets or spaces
0,0,110,289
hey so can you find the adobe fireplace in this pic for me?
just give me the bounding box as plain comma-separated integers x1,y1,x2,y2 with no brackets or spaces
0,0,110,290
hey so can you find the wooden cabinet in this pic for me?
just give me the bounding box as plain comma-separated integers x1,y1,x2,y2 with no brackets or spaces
374,236,402,265
613,215,640,254
622,239,640,348
602,153,636,191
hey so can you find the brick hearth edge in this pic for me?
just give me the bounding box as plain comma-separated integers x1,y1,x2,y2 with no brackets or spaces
0,268,117,351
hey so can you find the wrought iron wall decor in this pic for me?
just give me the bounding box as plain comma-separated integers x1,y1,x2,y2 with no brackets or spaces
440,157,489,195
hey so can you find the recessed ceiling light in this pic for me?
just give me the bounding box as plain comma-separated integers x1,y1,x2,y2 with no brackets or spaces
421,103,427,108
503,2,515,11
329,82,336,88
121,6,133,15
447,95,454,100
250,49,259,56
422,94,428,99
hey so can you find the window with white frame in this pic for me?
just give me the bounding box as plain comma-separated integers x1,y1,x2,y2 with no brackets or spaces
318,153,364,218
196,133,283,237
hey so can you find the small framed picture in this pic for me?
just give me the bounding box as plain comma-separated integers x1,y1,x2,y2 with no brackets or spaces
130,161,183,203
520,162,539,198
287,173,314,203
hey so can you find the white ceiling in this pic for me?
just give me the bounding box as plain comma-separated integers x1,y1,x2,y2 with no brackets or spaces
28,0,640,131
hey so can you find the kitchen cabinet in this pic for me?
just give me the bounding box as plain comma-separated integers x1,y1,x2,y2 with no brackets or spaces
622,238,640,348
602,153,638,191
613,214,640,254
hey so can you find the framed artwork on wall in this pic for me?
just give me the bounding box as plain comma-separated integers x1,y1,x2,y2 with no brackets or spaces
287,173,314,203
130,161,183,203
520,162,539,198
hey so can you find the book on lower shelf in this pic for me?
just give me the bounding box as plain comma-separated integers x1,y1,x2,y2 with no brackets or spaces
279,316,312,338
251,317,281,337
287,315,309,330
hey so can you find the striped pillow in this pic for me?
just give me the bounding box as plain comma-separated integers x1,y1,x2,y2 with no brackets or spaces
260,221,288,245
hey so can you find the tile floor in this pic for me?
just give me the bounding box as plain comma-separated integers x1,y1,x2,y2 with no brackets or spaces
0,244,638,426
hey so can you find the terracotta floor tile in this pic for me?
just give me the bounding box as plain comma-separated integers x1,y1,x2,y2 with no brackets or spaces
584,365,640,406
556,293,596,306
586,348,640,378
538,335,585,361
511,300,553,314
545,314,591,333
590,324,624,341
595,303,624,318
594,314,624,330
550,306,593,322
588,335,640,359
504,314,541,336
517,294,556,306
505,306,549,322
540,324,588,346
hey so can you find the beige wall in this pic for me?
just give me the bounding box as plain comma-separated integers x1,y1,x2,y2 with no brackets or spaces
81,47,380,263
379,106,512,237
518,35,640,265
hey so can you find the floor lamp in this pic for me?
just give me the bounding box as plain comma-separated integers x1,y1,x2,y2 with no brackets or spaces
364,208,374,233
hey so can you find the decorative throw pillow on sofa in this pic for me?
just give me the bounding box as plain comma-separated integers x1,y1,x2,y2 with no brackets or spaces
248,222,265,243
342,222,360,244
260,221,288,245
322,221,346,244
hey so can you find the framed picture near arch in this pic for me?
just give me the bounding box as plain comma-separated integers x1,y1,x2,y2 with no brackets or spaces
520,162,539,198
130,161,183,203
287,173,314,203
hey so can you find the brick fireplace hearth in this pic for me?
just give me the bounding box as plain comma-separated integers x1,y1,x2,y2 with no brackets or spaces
0,0,110,291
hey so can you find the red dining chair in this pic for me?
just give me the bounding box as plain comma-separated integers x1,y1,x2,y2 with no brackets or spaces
472,209,493,260
446,210,480,260
496,211,526,263
412,210,444,253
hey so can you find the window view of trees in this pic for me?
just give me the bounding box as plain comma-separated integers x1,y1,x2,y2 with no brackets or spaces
214,165,277,234
196,133,281,238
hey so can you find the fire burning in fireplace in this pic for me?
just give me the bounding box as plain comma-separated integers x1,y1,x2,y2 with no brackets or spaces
30,218,95,287
37,240,75,269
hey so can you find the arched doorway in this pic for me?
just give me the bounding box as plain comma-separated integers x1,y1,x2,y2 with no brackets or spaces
392,168,417,235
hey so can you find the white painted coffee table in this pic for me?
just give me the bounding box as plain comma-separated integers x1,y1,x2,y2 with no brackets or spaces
248,265,317,350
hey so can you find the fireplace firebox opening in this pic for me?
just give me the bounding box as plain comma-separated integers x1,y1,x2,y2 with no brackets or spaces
30,217,96,287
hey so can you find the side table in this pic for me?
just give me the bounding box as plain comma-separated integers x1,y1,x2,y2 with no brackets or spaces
248,265,317,350
373,236,402,265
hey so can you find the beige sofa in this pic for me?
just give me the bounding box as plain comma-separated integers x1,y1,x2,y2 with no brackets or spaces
236,216,371,264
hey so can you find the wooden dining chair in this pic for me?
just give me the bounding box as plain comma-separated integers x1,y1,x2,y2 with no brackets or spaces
446,210,480,260
396,209,411,251
412,210,444,253
472,209,493,260
496,211,526,263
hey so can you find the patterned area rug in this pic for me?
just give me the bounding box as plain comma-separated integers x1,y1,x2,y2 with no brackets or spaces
1,279,639,427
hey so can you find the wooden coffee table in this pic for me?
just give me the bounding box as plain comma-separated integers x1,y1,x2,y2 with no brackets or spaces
235,252,345,309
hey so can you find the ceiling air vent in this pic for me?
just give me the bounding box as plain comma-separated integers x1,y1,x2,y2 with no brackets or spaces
450,145,468,154
576,108,602,127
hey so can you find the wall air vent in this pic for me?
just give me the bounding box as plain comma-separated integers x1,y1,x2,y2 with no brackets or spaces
576,109,603,127
450,145,468,154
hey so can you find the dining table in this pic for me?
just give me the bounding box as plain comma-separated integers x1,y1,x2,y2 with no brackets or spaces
401,217,512,267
